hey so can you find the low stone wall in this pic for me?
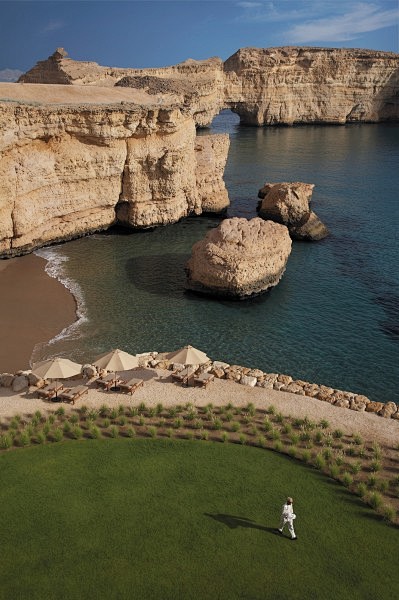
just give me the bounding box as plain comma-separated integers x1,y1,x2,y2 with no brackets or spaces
144,354,398,421
1,352,397,420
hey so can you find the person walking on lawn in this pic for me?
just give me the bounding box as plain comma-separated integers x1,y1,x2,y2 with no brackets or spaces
278,496,297,540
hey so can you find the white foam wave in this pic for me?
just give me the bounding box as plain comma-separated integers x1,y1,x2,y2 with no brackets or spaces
31,247,88,363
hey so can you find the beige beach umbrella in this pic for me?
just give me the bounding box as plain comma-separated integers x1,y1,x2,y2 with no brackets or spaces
92,348,140,372
166,345,210,366
92,348,140,390
167,345,210,386
32,357,82,380
31,357,82,399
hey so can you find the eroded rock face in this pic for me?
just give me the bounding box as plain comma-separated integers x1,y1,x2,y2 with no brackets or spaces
18,50,225,128
0,100,229,256
19,47,399,127
258,182,329,241
224,47,399,125
185,217,292,299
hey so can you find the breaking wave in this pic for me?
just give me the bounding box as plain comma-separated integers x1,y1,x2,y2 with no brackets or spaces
30,246,88,365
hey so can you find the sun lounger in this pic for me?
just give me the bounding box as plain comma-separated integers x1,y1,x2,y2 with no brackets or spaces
172,366,197,385
95,374,122,391
118,378,144,395
194,372,215,388
37,383,64,400
59,385,89,405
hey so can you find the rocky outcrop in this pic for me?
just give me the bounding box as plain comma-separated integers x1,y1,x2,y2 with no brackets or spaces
194,135,230,213
18,50,225,128
115,72,225,129
185,217,292,299
258,182,329,241
224,47,399,125
20,47,399,127
0,97,229,256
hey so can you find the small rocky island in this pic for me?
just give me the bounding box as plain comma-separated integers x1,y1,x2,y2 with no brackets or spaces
185,217,292,299
257,182,329,241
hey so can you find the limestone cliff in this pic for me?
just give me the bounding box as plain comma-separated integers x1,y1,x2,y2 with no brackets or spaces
0,86,229,257
19,47,399,126
18,49,225,128
224,47,399,125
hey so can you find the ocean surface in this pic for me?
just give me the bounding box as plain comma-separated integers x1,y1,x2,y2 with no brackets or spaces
35,111,399,404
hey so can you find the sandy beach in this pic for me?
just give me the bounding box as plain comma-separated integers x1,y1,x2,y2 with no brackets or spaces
0,254,77,373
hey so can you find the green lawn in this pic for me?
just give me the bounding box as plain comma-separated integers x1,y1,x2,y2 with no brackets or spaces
0,438,397,600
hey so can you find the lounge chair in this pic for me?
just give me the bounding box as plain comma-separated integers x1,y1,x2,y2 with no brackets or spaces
95,374,122,391
59,385,89,405
194,372,215,388
118,378,144,395
37,383,64,400
172,366,196,385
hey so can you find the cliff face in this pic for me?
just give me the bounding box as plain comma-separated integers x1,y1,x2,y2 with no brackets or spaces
0,96,229,257
224,47,399,125
18,50,225,128
3,45,398,256
19,47,399,126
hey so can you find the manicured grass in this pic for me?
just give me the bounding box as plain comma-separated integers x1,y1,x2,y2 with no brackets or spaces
0,439,397,600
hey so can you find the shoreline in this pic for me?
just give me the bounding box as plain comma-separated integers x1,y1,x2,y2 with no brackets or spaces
0,251,397,426
1,368,398,449
0,254,77,373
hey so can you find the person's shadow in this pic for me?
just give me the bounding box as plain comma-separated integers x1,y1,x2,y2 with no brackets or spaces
204,513,279,535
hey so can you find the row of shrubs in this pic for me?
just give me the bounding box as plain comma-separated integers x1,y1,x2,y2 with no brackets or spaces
1,401,398,524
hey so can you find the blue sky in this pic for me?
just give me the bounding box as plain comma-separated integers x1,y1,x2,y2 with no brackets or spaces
0,1,398,80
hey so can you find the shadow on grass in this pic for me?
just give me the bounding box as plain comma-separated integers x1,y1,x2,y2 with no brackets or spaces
204,513,279,535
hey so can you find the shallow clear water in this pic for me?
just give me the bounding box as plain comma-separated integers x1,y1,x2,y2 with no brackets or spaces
35,112,399,403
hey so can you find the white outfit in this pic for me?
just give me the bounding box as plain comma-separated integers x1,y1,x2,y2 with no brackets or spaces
279,502,297,538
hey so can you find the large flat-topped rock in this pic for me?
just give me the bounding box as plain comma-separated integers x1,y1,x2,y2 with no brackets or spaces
185,217,292,299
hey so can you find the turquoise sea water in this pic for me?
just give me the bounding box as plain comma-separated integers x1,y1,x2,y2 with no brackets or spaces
35,112,399,403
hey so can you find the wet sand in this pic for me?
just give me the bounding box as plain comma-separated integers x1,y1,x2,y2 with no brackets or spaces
0,254,77,372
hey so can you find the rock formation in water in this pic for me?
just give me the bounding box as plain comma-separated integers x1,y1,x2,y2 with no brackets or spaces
19,46,399,126
0,88,229,257
257,182,329,241
185,217,292,299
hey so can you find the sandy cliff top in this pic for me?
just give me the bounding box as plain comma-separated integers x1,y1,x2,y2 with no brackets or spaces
0,82,159,106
